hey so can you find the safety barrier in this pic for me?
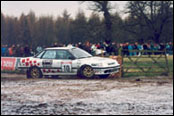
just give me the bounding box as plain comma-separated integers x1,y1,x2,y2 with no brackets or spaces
1,57,21,71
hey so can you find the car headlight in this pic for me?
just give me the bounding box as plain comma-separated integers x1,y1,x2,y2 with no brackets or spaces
91,63,103,67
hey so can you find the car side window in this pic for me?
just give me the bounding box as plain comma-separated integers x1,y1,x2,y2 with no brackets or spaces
42,50,56,59
35,51,45,58
56,50,73,60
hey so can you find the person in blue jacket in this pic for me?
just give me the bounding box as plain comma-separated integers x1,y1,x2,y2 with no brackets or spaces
128,44,133,56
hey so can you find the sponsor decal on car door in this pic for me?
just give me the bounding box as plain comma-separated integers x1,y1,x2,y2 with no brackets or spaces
42,60,53,68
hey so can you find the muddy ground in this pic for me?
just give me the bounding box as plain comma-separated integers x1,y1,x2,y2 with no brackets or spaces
1,73,173,115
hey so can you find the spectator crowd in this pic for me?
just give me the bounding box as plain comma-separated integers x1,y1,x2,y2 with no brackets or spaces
1,41,173,57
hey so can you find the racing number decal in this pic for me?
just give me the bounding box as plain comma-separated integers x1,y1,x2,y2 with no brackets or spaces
62,64,71,72
61,62,72,73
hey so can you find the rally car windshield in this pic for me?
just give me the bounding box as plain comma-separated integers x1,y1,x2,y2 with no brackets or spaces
70,48,92,59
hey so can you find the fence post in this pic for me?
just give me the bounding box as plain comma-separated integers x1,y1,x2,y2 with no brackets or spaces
120,49,124,77
110,55,122,78
164,49,170,75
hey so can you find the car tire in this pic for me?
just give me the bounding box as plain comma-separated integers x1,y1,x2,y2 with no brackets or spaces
27,67,43,79
79,65,94,79
99,74,110,79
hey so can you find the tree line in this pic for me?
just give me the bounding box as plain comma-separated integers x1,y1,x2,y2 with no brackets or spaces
1,1,173,49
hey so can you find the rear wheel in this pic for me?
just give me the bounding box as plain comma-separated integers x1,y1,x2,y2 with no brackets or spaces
27,67,43,79
79,65,94,79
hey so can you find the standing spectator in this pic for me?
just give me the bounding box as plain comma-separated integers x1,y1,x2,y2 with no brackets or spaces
91,44,97,55
100,41,106,50
147,43,152,55
168,42,173,55
128,44,133,56
8,45,15,57
67,43,73,48
159,43,165,55
52,42,58,47
12,44,16,56
110,42,117,55
143,43,148,55
20,46,24,57
78,42,83,49
96,43,101,49
133,42,138,56
84,41,91,53
5,45,9,56
154,43,159,55
123,42,129,56
118,43,123,56
143,43,148,50
1,45,7,56
166,43,171,56
15,44,21,57
30,48,35,56
36,46,43,54
24,45,31,57
8,46,13,56
103,41,110,56
137,43,143,56
159,43,165,51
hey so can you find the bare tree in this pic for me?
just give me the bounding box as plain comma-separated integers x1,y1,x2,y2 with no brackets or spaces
83,1,113,43
125,1,173,43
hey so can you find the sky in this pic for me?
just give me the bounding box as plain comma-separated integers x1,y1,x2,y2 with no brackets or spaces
1,1,128,19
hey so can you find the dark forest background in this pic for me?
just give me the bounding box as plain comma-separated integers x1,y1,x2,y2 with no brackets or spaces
1,1,173,48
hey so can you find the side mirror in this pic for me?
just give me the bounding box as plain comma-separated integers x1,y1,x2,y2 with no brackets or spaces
69,56,75,60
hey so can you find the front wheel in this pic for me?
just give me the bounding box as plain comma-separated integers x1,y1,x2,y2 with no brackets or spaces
79,65,94,79
27,67,43,79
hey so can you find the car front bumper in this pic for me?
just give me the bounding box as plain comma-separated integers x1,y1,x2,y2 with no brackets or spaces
93,66,120,75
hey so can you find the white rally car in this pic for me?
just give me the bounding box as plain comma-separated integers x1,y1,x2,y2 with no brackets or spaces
18,47,120,79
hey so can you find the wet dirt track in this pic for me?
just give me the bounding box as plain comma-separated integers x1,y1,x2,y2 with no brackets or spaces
1,73,173,115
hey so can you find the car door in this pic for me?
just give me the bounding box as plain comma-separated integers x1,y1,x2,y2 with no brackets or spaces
52,50,77,75
40,50,57,74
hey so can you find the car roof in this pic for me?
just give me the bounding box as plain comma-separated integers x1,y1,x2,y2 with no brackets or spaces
45,46,76,50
